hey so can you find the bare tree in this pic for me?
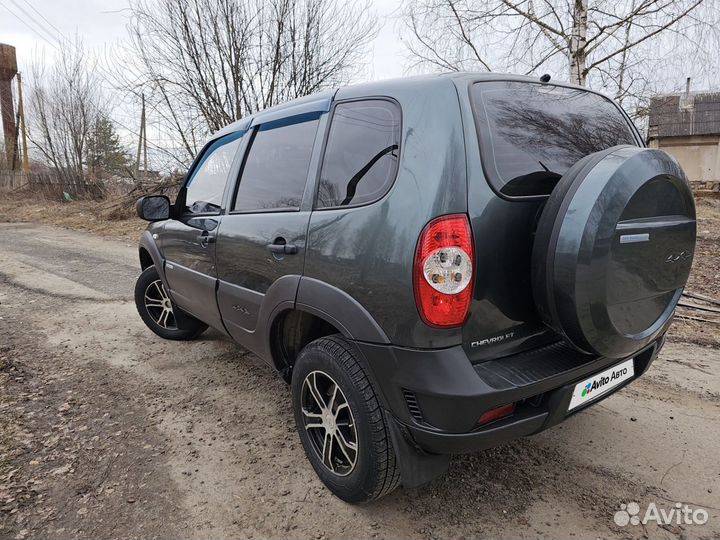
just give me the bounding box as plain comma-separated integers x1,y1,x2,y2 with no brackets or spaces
119,0,377,164
27,39,105,184
402,0,720,109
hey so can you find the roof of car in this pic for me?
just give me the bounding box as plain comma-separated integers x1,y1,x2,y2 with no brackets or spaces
210,72,583,140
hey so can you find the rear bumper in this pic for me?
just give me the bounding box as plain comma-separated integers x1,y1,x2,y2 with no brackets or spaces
357,337,663,455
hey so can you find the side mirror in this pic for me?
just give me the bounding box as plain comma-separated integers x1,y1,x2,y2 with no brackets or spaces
136,195,171,221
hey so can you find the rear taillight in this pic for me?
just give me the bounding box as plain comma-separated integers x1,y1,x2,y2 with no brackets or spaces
413,214,475,328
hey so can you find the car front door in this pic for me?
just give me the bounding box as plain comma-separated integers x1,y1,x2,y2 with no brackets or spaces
161,131,244,331
214,113,325,356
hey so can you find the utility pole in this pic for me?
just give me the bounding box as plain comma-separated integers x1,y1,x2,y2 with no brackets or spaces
143,96,148,177
135,93,147,179
17,72,29,173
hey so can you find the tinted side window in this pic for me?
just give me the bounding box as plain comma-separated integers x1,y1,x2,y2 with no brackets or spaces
316,100,401,208
185,131,243,214
233,117,319,212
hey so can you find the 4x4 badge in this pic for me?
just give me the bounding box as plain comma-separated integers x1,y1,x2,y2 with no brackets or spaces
665,251,691,263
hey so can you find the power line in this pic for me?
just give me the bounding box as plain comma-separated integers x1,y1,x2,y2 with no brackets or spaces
19,0,69,41
15,0,140,94
16,0,203,162
0,0,185,165
8,0,142,107
15,0,192,139
0,0,59,51
6,0,60,47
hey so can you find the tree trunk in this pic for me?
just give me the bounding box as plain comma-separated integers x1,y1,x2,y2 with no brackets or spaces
568,0,589,85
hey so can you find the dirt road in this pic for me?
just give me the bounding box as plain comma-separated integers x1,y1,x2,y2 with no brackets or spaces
1,222,719,539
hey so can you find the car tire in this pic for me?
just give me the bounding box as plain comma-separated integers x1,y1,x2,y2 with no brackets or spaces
291,335,401,503
134,266,208,340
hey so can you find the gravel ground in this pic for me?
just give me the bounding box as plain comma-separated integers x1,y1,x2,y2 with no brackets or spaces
1,221,719,540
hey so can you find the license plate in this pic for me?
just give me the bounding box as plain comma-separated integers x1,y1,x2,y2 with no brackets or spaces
568,358,635,411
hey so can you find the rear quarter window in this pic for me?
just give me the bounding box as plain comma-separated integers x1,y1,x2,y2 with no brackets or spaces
471,81,638,197
316,99,401,209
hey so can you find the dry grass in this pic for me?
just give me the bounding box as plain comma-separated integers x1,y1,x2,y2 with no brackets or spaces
0,191,146,242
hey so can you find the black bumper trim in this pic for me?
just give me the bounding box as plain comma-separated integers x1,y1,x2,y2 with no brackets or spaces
402,409,548,454
358,337,663,454
473,340,599,389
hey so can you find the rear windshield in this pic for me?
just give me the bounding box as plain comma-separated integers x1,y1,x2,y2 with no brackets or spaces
471,81,638,197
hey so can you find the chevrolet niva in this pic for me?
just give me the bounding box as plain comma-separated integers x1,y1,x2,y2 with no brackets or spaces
134,73,696,502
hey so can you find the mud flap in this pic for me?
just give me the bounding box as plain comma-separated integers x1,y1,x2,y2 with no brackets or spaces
387,414,450,488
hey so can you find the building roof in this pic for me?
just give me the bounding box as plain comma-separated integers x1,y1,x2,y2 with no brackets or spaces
648,91,720,138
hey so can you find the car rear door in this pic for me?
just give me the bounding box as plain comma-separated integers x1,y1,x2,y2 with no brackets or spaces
461,79,643,361
161,131,244,331
214,107,328,356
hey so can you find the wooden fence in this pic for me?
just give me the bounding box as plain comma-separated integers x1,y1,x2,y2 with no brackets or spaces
0,171,108,200
25,172,106,200
0,171,28,191
0,168,182,209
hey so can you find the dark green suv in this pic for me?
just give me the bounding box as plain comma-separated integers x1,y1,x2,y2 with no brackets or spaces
134,73,696,502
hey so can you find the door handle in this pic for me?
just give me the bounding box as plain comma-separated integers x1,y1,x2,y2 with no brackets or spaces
196,232,216,245
267,243,298,255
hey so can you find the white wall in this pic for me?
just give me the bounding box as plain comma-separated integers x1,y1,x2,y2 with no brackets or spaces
649,134,720,182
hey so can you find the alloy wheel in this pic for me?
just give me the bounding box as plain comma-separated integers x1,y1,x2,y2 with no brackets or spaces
300,370,358,476
143,279,177,330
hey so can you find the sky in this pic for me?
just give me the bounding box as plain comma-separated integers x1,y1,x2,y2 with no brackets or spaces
3,0,718,163
0,0,408,81
0,0,409,161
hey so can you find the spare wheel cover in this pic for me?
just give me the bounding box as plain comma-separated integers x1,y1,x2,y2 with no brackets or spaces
532,145,696,358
